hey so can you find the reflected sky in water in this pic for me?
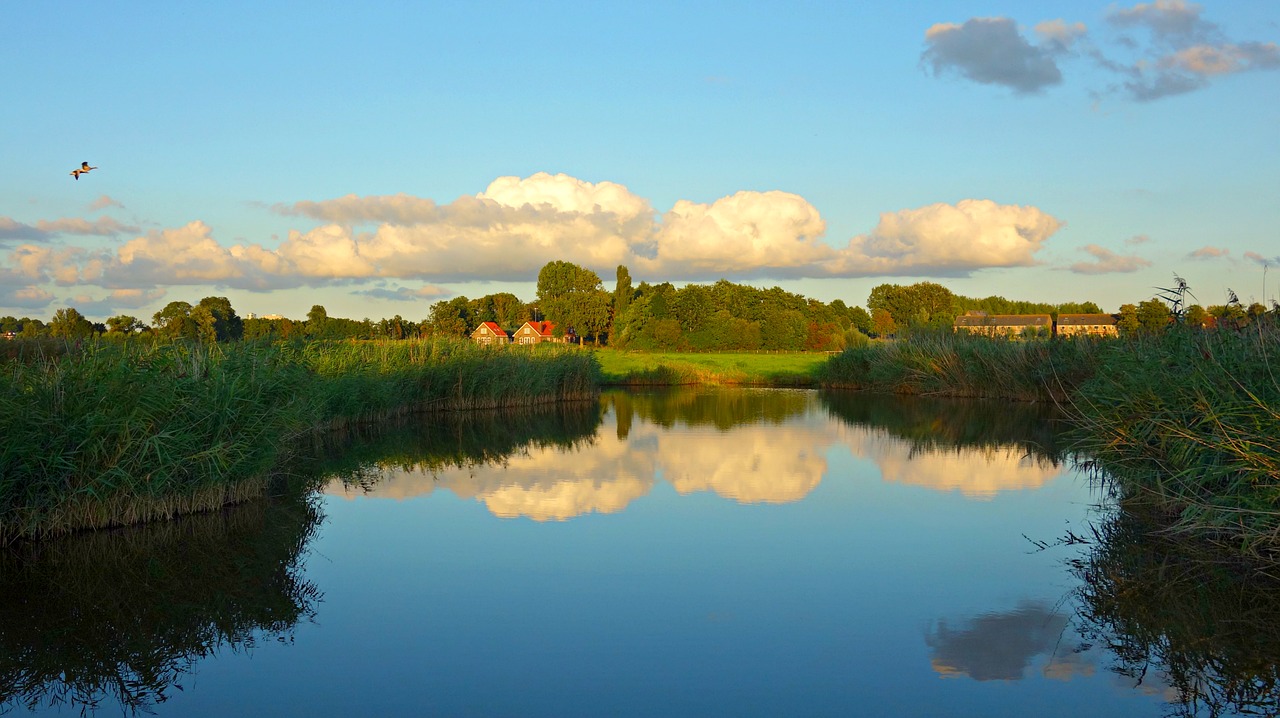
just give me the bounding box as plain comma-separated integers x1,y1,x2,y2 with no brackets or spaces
325,390,1067,520
6,389,1185,717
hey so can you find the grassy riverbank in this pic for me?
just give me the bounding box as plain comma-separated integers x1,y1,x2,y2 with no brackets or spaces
593,348,829,386
0,338,599,542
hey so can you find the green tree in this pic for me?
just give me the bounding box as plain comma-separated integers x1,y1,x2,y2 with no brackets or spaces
867,282,956,331
1116,304,1140,336
426,296,473,337
196,296,243,341
612,265,632,344
106,315,145,334
49,307,94,338
153,301,195,340
536,261,605,340
1136,299,1171,335
305,305,331,339
1184,304,1209,329
190,305,218,344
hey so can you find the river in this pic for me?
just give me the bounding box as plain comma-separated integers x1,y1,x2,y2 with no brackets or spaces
3,388,1276,717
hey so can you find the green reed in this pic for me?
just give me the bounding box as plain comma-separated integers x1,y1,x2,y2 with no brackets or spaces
817,331,1101,402
1070,323,1280,552
0,338,601,541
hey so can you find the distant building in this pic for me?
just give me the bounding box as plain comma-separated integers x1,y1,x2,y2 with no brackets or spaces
470,321,510,345
953,311,1053,338
247,313,286,320
1056,313,1118,337
1,331,16,341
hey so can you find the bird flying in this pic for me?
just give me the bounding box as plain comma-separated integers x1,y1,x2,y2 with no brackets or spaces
70,162,98,180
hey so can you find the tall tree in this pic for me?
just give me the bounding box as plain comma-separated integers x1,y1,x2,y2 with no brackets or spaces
426,297,473,337
153,301,195,340
49,307,94,338
106,315,145,334
1136,299,1172,335
536,261,605,339
197,296,243,342
612,265,632,343
190,305,218,344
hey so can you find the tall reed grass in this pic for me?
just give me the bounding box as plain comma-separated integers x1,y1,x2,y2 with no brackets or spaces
0,338,601,542
1070,323,1280,552
817,331,1100,402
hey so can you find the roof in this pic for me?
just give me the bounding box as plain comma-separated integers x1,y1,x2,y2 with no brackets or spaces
954,314,1052,327
1056,313,1117,326
518,320,554,336
473,321,508,336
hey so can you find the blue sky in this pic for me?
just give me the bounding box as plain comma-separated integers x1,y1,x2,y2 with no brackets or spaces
2,1,1277,321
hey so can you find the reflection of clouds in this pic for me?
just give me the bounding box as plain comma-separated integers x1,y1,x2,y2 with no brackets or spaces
927,602,1069,681
327,393,1068,520
660,428,826,504
867,440,1065,499
327,433,658,521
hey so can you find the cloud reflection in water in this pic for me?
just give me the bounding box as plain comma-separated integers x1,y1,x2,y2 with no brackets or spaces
326,391,1067,520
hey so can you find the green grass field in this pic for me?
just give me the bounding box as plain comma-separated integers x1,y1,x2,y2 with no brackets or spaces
591,348,831,386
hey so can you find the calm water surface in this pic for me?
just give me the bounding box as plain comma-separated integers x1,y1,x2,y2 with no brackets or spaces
3,388,1276,716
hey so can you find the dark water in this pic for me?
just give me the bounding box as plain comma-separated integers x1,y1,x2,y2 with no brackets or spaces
3,388,1278,717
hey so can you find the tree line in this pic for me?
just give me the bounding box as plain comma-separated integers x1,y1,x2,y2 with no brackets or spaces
6,263,1269,347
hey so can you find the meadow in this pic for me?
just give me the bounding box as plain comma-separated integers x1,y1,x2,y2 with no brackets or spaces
592,348,831,386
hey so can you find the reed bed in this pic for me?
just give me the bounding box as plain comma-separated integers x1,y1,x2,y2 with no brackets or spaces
1070,324,1280,553
0,338,601,542
817,331,1101,402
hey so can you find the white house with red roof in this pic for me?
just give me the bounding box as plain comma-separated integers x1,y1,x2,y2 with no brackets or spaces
470,321,510,345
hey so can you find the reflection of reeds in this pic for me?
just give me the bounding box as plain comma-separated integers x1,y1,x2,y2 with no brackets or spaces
300,400,605,490
820,391,1068,465
0,490,322,715
1073,506,1280,717
0,338,601,541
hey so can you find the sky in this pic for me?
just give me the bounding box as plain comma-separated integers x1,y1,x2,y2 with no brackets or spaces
2,0,1277,322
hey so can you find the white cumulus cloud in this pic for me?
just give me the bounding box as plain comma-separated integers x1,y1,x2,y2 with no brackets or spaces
827,199,1063,276
3,174,1069,303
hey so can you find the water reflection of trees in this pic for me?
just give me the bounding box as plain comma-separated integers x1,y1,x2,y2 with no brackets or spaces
0,492,322,715
1073,508,1280,717
606,388,813,437
820,391,1067,464
307,401,605,489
